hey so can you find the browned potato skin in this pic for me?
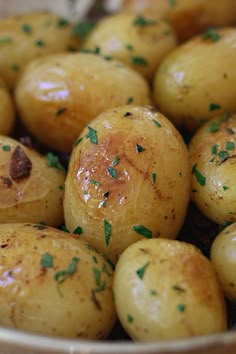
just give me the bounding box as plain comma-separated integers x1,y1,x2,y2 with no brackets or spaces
113,238,227,341
15,53,151,152
154,28,236,133
121,0,236,41
188,114,236,225
83,12,177,81
0,77,15,134
0,223,116,338
0,135,65,226
64,106,190,263
0,12,80,90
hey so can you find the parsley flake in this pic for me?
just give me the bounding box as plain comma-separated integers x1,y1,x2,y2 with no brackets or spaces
223,186,229,191
133,225,152,238
225,141,235,150
112,156,119,167
90,179,101,186
57,18,69,27
192,164,206,186
172,285,185,292
207,121,219,133
0,36,13,44
41,253,53,268
131,56,148,66
135,144,145,153
74,137,83,146
126,44,133,51
211,144,218,155
177,304,186,312
2,145,11,152
136,261,150,279
107,167,117,179
202,28,221,42
54,257,79,285
35,39,45,47
153,119,162,127
46,152,66,173
22,24,32,34
72,21,96,39
218,150,230,162
104,220,111,246
133,15,156,27
209,103,221,111
73,226,83,235
86,126,98,145
127,314,134,323
168,0,176,6
151,173,156,183
126,97,133,104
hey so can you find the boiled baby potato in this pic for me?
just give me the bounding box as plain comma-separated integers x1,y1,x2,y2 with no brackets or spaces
0,223,116,338
64,105,190,263
189,114,236,225
154,28,236,133
83,12,177,81
0,135,65,226
113,238,227,341
0,12,81,90
0,77,15,134
15,52,151,152
121,0,236,41
211,222,236,302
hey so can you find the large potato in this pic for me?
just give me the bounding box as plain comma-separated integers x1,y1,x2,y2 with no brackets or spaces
0,77,15,134
83,12,177,81
153,28,236,133
0,223,116,338
121,0,236,41
211,222,236,302
113,238,227,341
0,135,65,226
188,114,236,225
0,12,80,90
15,52,151,152
64,105,190,263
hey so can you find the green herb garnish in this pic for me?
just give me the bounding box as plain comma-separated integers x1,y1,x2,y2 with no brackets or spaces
57,18,69,27
151,173,156,183
131,56,148,66
74,137,83,146
202,28,221,42
41,253,53,268
192,164,206,186
152,119,162,127
112,156,119,167
211,144,218,154
104,220,111,246
133,15,156,27
35,39,45,47
225,141,235,150
133,225,152,238
90,179,101,186
135,144,145,153
209,103,221,111
107,167,117,179
22,24,32,34
207,121,219,133
2,145,11,151
177,304,186,312
46,152,66,173
54,257,79,284
86,126,98,144
127,314,134,323
72,21,96,39
0,36,13,44
136,261,150,279
218,150,230,162
73,226,83,235
126,97,133,104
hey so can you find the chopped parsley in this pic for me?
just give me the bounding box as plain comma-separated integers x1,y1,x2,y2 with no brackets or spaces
151,173,157,183
218,150,230,162
211,144,218,155
73,226,83,235
126,97,133,104
131,56,148,66
46,152,66,173
59,184,64,190
126,44,133,51
104,220,111,246
54,257,79,285
72,21,96,39
11,64,20,71
192,164,206,186
127,314,134,323
74,137,83,146
133,225,152,238
2,145,11,151
207,121,219,133
223,186,229,191
57,18,69,27
177,304,186,312
112,156,119,167
172,285,185,292
0,36,13,44
90,179,101,186
201,28,221,42
136,261,150,279
209,103,221,111
41,253,53,268
225,141,235,150
152,119,162,127
22,24,32,34
86,126,98,144
133,15,156,27
168,0,176,6
135,144,145,153
107,167,117,179
93,267,101,287
35,39,45,47
150,289,157,296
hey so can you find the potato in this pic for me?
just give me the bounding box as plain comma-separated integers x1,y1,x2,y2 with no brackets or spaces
15,52,151,152
113,238,227,341
83,12,177,81
0,12,80,90
153,28,236,133
0,77,15,134
64,105,190,263
0,223,116,338
188,114,236,225
0,135,65,226
121,0,236,41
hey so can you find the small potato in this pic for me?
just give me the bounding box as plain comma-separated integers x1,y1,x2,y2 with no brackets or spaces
83,12,177,81
0,12,80,90
121,0,236,41
0,77,15,134
113,238,227,341
15,53,151,152
0,223,116,338
211,222,236,302
153,28,236,133
0,135,65,226
64,106,190,263
188,114,236,225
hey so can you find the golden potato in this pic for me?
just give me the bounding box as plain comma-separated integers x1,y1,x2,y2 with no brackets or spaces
0,12,80,90
0,135,65,226
64,105,190,263
0,77,15,134
0,223,116,338
83,12,177,81
121,0,236,41
153,28,236,133
189,114,236,225
211,223,236,302
15,52,151,152
113,238,227,341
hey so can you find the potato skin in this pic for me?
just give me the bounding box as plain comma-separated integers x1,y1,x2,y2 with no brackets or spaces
15,53,151,152
0,135,65,226
83,12,177,81
0,12,80,90
211,223,236,302
153,28,236,133
188,114,236,225
113,238,227,341
0,223,116,338
64,105,190,263
0,77,15,134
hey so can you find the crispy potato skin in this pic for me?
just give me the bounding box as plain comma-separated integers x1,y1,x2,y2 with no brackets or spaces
0,135,65,226
0,223,116,338
0,12,80,90
188,114,236,225
64,106,190,263
121,0,236,41
0,77,15,134
83,12,177,81
15,53,151,152
113,238,227,341
153,28,236,133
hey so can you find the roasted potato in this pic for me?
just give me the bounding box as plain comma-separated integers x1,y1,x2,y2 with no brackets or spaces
153,28,236,133
188,114,236,225
0,77,15,134
64,105,190,263
0,223,116,338
0,12,80,90
113,238,227,341
15,52,151,152
0,135,65,226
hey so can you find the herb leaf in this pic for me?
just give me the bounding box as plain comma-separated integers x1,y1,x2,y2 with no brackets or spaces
72,21,96,39
153,119,162,127
192,164,206,187
54,257,80,285
133,15,156,27
104,220,111,246
86,126,98,145
73,226,83,235
133,225,152,238
135,144,145,153
131,56,148,66
46,152,66,173
107,167,117,179
136,261,150,279
202,28,221,42
41,253,53,268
